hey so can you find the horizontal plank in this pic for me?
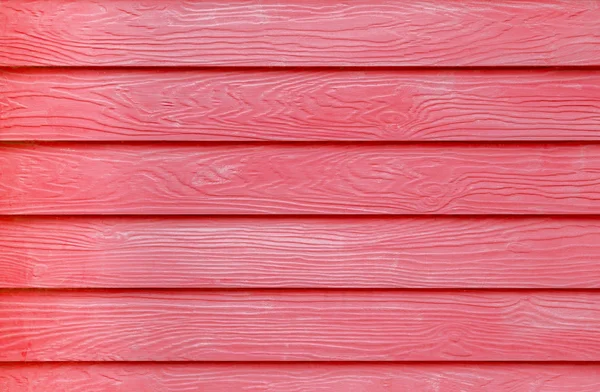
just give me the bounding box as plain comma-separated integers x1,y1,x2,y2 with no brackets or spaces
3,216,600,288
3,69,600,141
0,290,599,361
2,143,600,214
2,363,600,391
1,0,599,66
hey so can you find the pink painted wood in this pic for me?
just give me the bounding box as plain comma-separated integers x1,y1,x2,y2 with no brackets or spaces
2,216,600,288
2,363,600,391
2,69,600,141
2,0,599,386
1,0,599,66
0,290,599,361
2,143,600,215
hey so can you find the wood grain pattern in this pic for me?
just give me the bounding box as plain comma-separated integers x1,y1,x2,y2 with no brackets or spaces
3,216,600,288
0,290,599,361
3,69,600,141
2,363,600,391
2,0,600,66
4,0,600,383
2,143,600,215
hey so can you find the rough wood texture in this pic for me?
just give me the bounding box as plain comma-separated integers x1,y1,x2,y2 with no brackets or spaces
0,290,599,361
3,216,600,288
2,143,600,215
3,69,600,141
2,0,600,66
2,363,600,391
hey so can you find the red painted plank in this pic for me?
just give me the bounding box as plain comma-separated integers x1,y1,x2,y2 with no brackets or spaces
3,69,600,141
3,216,600,288
1,0,599,67
2,143,600,215
2,363,600,391
0,290,599,361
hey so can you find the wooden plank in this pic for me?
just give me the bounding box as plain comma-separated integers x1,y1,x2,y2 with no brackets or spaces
3,69,600,141
2,363,600,391
0,290,598,361
3,216,600,288
2,143,600,215
1,0,599,67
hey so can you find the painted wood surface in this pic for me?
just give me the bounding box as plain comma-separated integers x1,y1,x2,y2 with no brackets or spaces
3,0,600,390
3,216,600,288
0,290,599,361
3,69,600,141
3,143,600,215
2,363,600,392
2,0,600,67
